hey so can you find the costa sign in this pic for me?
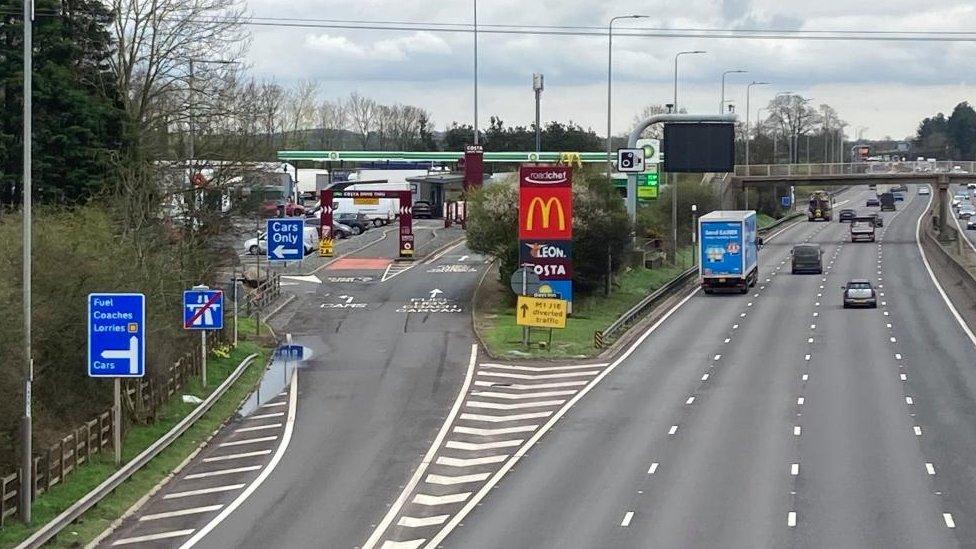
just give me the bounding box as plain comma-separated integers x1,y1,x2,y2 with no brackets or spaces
520,240,573,280
519,166,571,187
519,187,572,240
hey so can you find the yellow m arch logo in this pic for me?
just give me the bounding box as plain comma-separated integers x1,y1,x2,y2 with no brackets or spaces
525,196,566,231
558,152,582,168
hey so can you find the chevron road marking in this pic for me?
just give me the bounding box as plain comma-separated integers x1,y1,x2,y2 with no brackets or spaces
453,425,538,436
435,455,508,467
444,439,523,451
397,515,450,528
459,411,552,423
480,363,608,372
412,493,472,506
473,380,588,389
380,540,425,549
465,400,565,410
425,473,491,485
469,390,577,399
476,371,600,380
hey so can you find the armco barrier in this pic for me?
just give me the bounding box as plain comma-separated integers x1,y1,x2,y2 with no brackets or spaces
16,353,260,549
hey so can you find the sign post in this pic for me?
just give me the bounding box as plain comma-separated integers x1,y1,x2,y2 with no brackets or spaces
88,293,146,466
518,165,574,311
183,286,223,388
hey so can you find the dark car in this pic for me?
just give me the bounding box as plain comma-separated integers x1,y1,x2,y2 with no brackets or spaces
335,212,372,235
838,209,856,222
870,213,884,227
304,217,353,239
842,279,878,308
412,201,434,219
791,244,823,274
866,197,880,207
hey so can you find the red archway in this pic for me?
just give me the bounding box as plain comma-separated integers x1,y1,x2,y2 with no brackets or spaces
319,189,414,258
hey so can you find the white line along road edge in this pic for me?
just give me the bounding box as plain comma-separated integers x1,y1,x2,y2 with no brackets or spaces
178,367,300,548
915,191,976,349
361,344,479,549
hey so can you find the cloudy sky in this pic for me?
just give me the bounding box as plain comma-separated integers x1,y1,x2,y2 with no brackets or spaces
244,0,976,141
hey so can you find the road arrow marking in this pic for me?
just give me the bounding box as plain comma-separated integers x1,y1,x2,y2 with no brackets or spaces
429,288,443,299
458,255,469,262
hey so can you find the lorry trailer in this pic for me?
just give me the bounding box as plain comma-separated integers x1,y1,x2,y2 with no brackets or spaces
698,210,760,294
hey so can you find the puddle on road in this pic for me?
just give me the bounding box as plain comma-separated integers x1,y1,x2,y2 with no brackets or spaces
238,345,313,416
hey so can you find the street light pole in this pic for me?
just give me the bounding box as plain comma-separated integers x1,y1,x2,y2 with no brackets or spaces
672,50,706,263
720,69,747,114
533,73,544,153
607,14,649,184
20,0,33,525
473,0,479,145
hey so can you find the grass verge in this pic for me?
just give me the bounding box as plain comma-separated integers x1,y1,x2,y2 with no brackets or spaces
476,248,693,359
0,317,273,548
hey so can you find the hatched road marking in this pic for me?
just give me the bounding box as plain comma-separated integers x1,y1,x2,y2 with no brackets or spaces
112,529,196,545
139,505,224,522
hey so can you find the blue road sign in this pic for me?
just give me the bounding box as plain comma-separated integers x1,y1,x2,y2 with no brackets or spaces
183,289,223,330
88,293,145,378
275,344,305,361
780,196,792,207
267,218,304,262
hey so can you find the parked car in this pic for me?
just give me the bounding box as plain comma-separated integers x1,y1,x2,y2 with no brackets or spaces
866,197,880,207
260,200,305,217
335,212,372,235
968,183,976,190
967,218,976,230
838,209,856,222
412,201,434,219
243,226,319,255
842,279,878,308
791,244,823,274
958,206,976,220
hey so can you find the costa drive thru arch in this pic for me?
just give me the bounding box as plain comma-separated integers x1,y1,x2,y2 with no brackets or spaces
319,189,415,258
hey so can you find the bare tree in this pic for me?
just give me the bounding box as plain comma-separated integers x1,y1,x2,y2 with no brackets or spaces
347,92,377,148
764,95,821,163
317,99,347,148
631,104,686,139
283,79,320,148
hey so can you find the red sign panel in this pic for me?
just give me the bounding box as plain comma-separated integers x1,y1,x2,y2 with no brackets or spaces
519,166,572,188
519,186,572,240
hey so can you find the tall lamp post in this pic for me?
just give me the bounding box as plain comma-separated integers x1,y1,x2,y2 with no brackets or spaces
473,0,479,145
719,69,747,114
671,50,706,263
607,14,649,183
533,73,544,152
21,0,33,525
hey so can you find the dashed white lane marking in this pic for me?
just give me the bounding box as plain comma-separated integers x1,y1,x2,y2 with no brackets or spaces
218,436,278,447
380,540,426,549
184,465,262,479
139,504,224,522
926,463,936,475
647,462,659,474
453,425,538,436
459,411,552,423
621,511,635,527
788,511,797,527
471,390,577,399
713,354,722,360
235,423,283,433
794,426,802,436
732,324,739,330
740,313,747,318
724,338,731,344
944,513,956,528
804,354,811,361
435,455,509,468
112,529,196,545
819,285,824,289
397,515,450,528
817,293,822,298
473,380,587,389
202,449,272,463
668,425,679,435
747,302,753,307
791,463,799,475
884,311,890,316
813,312,819,317
247,412,284,420
807,338,814,343
445,439,523,451
701,374,710,381
900,374,908,381
686,397,695,405
163,484,245,499
477,370,599,380
890,337,897,343
425,473,491,485
914,426,923,436
797,397,805,405
886,323,892,328
895,353,902,360
810,324,816,330
466,400,565,410
413,492,471,506
906,396,914,405
802,374,809,381
481,363,607,372
815,302,820,307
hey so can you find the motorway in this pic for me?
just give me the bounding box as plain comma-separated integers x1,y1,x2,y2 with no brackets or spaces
402,186,976,549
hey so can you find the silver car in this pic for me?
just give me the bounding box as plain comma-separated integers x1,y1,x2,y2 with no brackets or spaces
842,279,878,308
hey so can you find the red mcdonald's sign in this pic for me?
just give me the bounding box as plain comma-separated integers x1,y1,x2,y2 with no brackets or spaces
519,186,572,240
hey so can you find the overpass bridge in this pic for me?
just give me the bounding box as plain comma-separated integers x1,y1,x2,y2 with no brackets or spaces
726,161,976,233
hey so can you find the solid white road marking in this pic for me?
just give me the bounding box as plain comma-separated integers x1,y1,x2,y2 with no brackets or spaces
184,465,262,479
112,529,196,545
459,411,552,423
247,412,284,420
413,493,471,506
791,463,799,476
647,462,659,474
944,513,956,528
473,380,588,389
794,426,802,436
788,512,797,527
436,455,508,467
426,473,492,485
914,426,923,436
797,397,805,405
235,423,282,433
926,463,936,475
465,400,564,410
621,511,635,527
686,397,695,405
164,484,245,499
453,425,538,436
668,425,679,435
380,540,426,549
218,436,277,447
470,390,577,399
480,363,607,372
445,440,523,451
139,504,224,521
398,515,450,528
202,450,272,463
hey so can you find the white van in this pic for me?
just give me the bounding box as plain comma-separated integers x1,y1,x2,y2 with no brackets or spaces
332,198,396,227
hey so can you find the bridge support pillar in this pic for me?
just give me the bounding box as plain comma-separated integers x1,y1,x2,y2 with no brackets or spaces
937,174,949,235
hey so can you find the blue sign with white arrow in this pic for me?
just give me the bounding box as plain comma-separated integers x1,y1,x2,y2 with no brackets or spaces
183,289,223,330
88,293,145,378
267,218,304,262
275,344,306,361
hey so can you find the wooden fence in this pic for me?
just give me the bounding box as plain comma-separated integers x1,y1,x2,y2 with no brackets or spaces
244,273,281,316
0,330,227,527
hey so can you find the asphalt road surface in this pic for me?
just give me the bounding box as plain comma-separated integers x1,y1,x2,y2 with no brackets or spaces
437,187,976,549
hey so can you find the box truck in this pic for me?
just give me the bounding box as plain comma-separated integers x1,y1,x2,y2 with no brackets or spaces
698,211,760,294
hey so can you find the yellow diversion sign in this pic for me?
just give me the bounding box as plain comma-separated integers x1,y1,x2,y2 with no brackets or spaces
318,237,334,257
516,296,568,328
